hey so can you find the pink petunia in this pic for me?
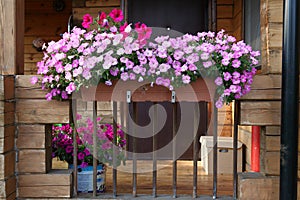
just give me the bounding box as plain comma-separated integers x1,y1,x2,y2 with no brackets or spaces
109,9,124,22
82,14,93,29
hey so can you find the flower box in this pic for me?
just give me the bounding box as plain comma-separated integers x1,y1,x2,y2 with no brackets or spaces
80,78,215,102
69,164,106,193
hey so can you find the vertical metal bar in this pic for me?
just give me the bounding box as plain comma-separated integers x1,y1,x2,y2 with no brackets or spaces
132,102,137,197
280,0,299,199
152,103,157,198
172,103,177,198
93,101,98,197
71,99,78,197
233,100,240,199
120,0,125,13
193,102,199,198
113,101,118,197
213,99,218,199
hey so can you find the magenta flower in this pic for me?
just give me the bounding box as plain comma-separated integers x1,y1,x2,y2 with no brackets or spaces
109,9,124,22
80,162,88,168
82,14,93,29
78,152,85,160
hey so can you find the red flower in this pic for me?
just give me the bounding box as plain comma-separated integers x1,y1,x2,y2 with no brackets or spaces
119,22,128,33
82,14,93,29
97,12,107,27
109,9,124,22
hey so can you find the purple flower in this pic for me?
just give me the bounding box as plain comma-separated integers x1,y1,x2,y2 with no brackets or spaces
120,72,129,81
182,75,191,84
221,59,230,66
30,76,38,85
66,145,73,153
215,99,223,108
229,85,241,93
214,77,223,86
223,72,232,81
80,162,88,168
232,59,241,68
78,152,85,160
203,61,213,68
66,82,76,94
61,91,68,100
84,148,91,156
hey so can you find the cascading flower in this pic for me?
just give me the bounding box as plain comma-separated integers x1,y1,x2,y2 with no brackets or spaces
32,8,260,108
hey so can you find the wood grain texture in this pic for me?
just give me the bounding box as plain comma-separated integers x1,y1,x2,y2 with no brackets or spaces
240,101,281,126
0,176,16,198
268,23,283,48
18,170,72,186
217,0,233,5
18,186,72,198
0,151,15,180
86,0,121,7
15,75,47,99
238,173,279,200
0,0,17,75
217,5,233,19
16,99,69,124
17,150,46,173
267,0,283,23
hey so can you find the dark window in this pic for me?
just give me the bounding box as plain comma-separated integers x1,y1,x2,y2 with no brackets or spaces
127,0,209,35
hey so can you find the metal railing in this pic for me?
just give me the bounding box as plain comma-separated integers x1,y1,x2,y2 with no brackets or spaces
70,92,240,199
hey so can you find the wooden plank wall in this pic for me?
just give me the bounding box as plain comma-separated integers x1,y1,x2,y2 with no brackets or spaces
24,0,72,75
15,75,73,198
0,76,16,200
260,0,283,74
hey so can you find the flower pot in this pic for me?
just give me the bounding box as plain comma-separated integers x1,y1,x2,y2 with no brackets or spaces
80,78,215,102
69,164,106,193
52,157,68,169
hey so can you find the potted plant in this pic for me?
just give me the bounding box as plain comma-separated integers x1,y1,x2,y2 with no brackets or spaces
51,115,126,193
31,9,260,108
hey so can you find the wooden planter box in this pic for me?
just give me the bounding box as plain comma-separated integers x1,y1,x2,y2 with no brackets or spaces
80,78,215,102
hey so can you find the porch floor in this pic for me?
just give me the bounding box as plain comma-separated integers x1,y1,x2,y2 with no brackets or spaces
78,160,234,199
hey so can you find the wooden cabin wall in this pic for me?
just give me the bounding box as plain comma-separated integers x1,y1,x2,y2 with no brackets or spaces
24,0,72,75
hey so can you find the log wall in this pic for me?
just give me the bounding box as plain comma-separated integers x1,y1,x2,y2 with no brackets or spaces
24,0,72,75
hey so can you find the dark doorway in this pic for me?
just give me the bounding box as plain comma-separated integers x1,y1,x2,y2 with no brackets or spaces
126,0,210,160
127,0,209,34
126,102,208,160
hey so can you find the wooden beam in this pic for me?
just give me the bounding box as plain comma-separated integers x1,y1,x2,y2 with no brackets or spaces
0,0,17,75
0,176,16,198
18,186,72,198
240,101,281,126
16,99,69,124
17,150,46,173
238,173,279,199
0,151,15,180
18,170,72,187
16,0,24,74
